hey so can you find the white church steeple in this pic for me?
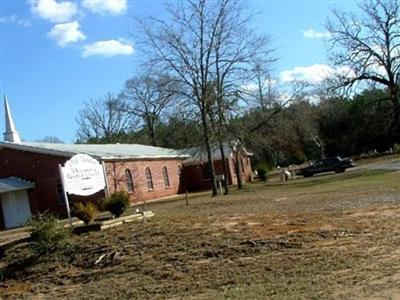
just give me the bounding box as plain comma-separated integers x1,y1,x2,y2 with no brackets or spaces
3,96,21,143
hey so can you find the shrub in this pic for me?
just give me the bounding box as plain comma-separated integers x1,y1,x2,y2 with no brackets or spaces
256,164,268,182
73,202,98,225
393,143,400,153
101,191,130,217
29,213,71,254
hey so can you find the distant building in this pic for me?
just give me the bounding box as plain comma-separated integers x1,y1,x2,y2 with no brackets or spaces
182,143,253,192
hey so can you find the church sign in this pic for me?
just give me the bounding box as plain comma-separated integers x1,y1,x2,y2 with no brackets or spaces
59,154,106,226
62,154,105,196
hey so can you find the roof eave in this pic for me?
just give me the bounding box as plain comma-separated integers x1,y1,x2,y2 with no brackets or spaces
101,155,190,161
0,142,190,161
0,142,77,158
0,177,36,194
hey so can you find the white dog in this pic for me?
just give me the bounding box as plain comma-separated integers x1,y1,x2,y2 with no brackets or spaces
280,169,291,182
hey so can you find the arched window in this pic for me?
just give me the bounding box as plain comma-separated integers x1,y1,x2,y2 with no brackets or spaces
145,167,154,191
177,165,184,190
125,169,134,192
177,165,182,182
163,166,170,188
240,158,245,172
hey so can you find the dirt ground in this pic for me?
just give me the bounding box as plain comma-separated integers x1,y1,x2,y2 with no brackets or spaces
1,160,400,299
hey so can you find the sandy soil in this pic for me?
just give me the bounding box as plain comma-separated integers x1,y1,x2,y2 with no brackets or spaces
1,166,400,299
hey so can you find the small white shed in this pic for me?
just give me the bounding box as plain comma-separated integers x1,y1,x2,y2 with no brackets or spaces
0,177,35,229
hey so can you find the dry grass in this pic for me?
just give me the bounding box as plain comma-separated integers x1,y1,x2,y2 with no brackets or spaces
1,168,400,299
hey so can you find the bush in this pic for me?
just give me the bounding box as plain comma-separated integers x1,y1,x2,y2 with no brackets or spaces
101,191,130,217
393,143,400,153
29,213,71,254
256,164,268,182
73,202,98,225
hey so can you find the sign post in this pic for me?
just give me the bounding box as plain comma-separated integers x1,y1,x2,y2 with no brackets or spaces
215,174,225,196
101,161,110,197
59,164,72,226
59,154,106,227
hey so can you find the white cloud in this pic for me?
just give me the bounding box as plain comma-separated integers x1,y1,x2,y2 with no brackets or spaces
81,0,127,15
82,39,134,58
241,79,277,93
29,0,77,23
48,21,86,47
302,28,331,39
280,64,352,84
0,15,30,26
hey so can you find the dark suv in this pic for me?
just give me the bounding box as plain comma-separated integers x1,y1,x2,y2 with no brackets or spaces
297,156,355,177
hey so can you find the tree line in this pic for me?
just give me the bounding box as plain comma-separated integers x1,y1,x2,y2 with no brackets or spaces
75,0,400,195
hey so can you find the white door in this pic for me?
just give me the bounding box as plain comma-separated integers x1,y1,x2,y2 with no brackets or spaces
1,190,32,229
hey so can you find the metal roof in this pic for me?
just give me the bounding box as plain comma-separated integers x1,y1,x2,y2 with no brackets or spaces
184,145,233,163
0,177,35,194
0,142,190,160
183,143,253,164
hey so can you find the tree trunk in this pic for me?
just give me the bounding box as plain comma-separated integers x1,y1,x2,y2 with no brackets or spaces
320,142,326,159
389,86,400,144
146,116,157,147
200,109,218,196
235,149,243,189
218,142,229,195
149,126,157,147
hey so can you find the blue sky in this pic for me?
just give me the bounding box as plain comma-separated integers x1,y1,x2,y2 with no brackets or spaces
0,0,360,143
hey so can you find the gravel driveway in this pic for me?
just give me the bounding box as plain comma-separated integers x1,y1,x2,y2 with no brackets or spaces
354,157,400,171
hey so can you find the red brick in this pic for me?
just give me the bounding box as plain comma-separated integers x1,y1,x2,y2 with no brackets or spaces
0,148,185,229
182,154,253,192
104,159,185,202
0,146,251,229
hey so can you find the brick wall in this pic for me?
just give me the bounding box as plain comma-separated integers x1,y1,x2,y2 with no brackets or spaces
104,159,185,203
0,148,70,219
0,147,250,228
230,155,253,185
0,148,185,229
182,153,253,192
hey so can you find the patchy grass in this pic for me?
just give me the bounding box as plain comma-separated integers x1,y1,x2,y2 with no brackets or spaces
1,168,400,299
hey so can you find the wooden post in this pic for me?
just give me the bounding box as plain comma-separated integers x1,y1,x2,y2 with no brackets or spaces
142,201,147,223
185,190,189,205
101,161,110,197
218,180,223,196
143,201,147,212
58,164,72,227
215,174,224,196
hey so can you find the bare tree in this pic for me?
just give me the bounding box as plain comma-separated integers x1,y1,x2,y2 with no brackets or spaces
121,74,176,146
137,0,275,195
327,0,400,141
247,80,309,133
36,136,64,143
244,62,279,110
137,0,232,196
76,93,134,143
211,4,274,193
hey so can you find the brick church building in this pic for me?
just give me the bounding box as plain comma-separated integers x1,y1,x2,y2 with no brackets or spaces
0,98,253,229
0,97,189,229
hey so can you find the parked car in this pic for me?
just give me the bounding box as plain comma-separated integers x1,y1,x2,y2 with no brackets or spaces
297,156,356,177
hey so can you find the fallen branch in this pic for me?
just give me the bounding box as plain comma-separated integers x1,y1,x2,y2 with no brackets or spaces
94,254,106,265
241,239,302,249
